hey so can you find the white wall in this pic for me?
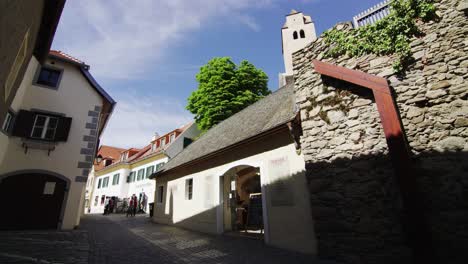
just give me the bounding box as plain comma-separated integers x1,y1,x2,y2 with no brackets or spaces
282,13,317,74
90,157,168,214
153,142,317,254
0,56,104,229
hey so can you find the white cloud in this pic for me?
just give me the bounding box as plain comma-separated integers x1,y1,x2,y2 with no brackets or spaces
100,94,193,149
53,0,276,80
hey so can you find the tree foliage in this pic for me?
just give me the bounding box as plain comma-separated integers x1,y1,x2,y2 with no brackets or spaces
323,0,436,72
187,57,270,131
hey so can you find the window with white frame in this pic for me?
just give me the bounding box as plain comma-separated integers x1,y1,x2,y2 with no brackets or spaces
155,162,165,172
161,137,166,146
137,169,144,181
170,133,176,143
112,173,120,185
30,114,59,140
157,185,164,203
146,166,154,178
1,111,14,133
102,177,109,188
97,178,102,189
127,171,136,183
185,178,193,200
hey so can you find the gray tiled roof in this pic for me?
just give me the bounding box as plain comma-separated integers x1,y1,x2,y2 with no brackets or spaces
158,83,296,174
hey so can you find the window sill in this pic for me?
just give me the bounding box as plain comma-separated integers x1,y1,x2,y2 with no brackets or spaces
21,138,56,155
33,83,59,90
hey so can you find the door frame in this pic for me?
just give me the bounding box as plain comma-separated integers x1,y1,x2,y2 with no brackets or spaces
216,166,270,243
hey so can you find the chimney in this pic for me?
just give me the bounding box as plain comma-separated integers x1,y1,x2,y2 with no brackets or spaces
151,132,160,141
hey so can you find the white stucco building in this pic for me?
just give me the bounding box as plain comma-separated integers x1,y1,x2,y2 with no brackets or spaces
150,82,317,254
279,10,317,87
87,123,199,214
0,50,115,230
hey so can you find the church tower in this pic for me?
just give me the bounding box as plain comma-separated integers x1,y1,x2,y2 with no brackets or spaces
279,10,317,86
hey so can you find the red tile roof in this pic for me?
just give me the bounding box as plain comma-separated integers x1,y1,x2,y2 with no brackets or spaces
95,122,193,172
95,145,126,170
49,50,87,65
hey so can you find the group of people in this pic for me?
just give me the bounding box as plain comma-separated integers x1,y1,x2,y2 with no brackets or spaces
101,192,148,217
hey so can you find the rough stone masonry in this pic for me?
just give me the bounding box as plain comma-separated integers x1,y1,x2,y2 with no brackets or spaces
292,0,467,263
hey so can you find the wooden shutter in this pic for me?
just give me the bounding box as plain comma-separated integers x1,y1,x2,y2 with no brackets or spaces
11,110,35,138
54,117,72,142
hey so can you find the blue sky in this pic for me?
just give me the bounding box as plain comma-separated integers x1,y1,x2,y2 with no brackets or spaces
52,0,383,148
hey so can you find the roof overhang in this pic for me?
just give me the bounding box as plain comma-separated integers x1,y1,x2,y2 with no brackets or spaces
33,0,66,63
149,120,294,180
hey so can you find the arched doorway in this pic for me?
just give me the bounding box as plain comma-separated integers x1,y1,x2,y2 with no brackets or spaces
0,172,67,230
219,165,265,239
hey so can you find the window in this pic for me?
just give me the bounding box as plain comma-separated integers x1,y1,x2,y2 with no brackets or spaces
161,137,166,146
5,29,28,101
34,66,63,89
137,169,145,181
146,166,154,178
10,110,72,142
151,143,156,152
102,177,109,188
112,173,120,185
155,162,165,172
104,159,112,167
157,186,164,203
97,178,102,189
94,196,98,206
170,133,176,143
2,111,14,133
30,114,58,140
127,171,136,183
293,31,298,39
185,178,193,200
300,29,305,38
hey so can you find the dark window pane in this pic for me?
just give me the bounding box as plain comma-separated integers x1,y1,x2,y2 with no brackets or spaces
31,127,43,138
35,115,47,126
44,128,56,140
47,117,58,129
37,67,61,87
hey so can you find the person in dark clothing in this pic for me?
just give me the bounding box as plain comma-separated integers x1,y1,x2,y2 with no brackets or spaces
126,198,133,217
131,194,137,216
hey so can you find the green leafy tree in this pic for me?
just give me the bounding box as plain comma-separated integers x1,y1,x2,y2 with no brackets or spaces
187,57,270,131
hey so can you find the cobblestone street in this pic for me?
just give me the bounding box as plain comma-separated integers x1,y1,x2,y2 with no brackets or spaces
0,214,336,264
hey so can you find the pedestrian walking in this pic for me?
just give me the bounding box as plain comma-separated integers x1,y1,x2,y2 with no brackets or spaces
132,194,137,217
126,197,133,217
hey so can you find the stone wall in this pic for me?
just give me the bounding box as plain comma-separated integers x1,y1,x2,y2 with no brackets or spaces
292,0,468,263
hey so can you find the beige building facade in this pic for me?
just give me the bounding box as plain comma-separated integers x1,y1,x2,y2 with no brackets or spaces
0,51,114,230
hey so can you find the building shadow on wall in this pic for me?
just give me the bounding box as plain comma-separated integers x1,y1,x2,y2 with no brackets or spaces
304,149,468,264
152,170,329,264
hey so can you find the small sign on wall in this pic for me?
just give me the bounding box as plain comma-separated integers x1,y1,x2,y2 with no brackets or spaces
269,157,295,207
43,182,56,195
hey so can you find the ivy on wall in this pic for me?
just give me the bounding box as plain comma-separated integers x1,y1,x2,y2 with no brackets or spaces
323,0,436,72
